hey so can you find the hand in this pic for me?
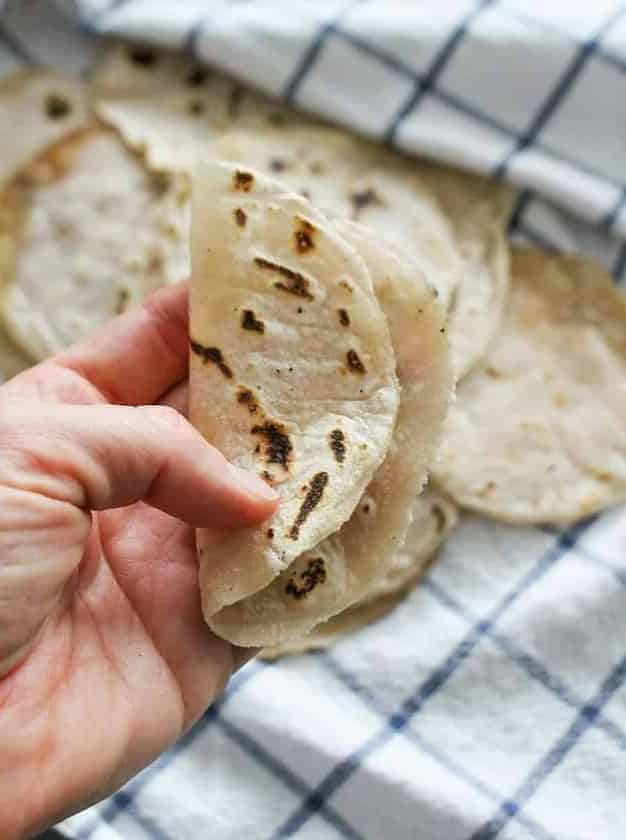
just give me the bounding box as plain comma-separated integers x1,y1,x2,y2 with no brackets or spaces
0,284,278,839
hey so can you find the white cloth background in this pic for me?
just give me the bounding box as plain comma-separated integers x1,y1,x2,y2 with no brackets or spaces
1,2,626,838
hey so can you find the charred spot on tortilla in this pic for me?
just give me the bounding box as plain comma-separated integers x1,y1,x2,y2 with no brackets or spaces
485,366,502,378
234,208,247,227
338,308,350,326
329,429,346,463
233,170,254,191
300,189,311,200
294,218,315,253
44,93,71,120
241,309,264,332
309,161,324,175
186,66,209,86
285,557,327,599
346,349,366,374
362,503,370,514
261,470,275,485
115,287,130,315
350,188,383,217
431,504,446,534
189,99,205,116
149,171,171,198
128,46,158,67
340,280,353,294
288,472,329,540
254,257,314,300
270,158,287,173
237,387,259,413
189,340,233,378
251,422,293,470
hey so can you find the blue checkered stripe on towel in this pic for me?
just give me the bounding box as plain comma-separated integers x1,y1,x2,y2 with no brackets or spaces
1,1,625,838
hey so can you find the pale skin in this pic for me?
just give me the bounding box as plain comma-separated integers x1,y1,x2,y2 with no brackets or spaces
0,283,278,839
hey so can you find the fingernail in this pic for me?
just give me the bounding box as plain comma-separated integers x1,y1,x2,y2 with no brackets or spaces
229,464,279,502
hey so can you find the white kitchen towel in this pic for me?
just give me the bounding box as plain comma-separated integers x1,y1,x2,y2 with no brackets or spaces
1,2,626,838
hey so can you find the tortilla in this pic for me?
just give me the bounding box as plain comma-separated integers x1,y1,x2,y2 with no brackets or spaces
191,162,400,620
0,124,190,361
90,42,305,173
0,69,90,186
212,129,463,308
260,486,459,658
432,249,626,523
418,164,515,379
208,221,451,646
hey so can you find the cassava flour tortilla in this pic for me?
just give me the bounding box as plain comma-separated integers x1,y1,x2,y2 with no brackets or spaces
432,249,626,523
0,124,190,361
191,162,400,620
0,69,90,186
90,42,306,174
261,486,459,658
212,128,463,310
417,163,515,379
207,219,451,646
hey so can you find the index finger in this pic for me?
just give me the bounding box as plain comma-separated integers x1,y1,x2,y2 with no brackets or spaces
55,281,190,406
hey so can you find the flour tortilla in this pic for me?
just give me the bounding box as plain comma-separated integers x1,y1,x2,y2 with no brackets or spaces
260,487,459,658
90,42,304,173
191,162,400,619
432,249,626,523
0,69,90,186
418,164,515,379
209,222,451,646
212,129,463,309
0,124,190,361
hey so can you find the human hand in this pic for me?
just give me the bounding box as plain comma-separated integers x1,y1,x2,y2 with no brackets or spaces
0,284,278,839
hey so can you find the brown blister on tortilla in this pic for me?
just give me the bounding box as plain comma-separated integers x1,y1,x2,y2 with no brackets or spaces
234,207,247,227
190,339,233,378
288,472,329,540
346,349,366,374
149,170,171,197
338,308,350,326
186,66,209,86
270,158,287,172
329,429,346,463
241,309,264,332
128,46,158,67
115,287,130,314
253,256,314,300
294,217,315,254
233,169,254,191
44,93,71,120
350,187,383,218
285,557,327,599
189,99,205,116
251,422,293,470
237,387,259,414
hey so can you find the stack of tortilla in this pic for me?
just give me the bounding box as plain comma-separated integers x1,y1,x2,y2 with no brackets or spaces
0,42,624,654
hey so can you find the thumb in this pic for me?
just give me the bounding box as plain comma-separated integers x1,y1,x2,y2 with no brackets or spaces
0,401,278,528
